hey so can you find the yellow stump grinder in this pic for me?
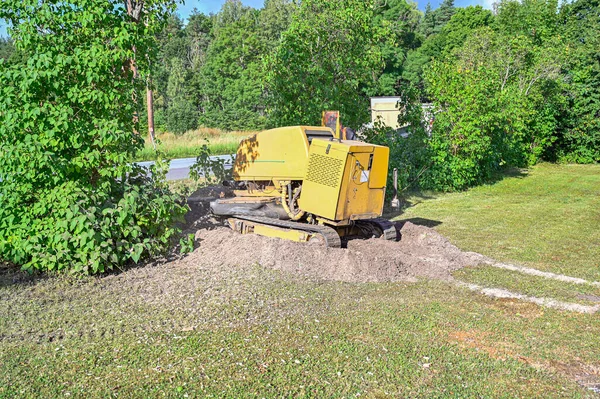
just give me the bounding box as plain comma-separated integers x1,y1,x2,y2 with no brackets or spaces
210,125,397,247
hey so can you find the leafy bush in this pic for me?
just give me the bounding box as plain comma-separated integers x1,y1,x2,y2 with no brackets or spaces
189,142,233,185
360,92,431,194
0,0,186,274
421,28,566,190
555,0,600,164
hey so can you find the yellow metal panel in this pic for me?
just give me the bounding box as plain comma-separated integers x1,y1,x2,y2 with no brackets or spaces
299,139,349,220
233,126,308,181
253,224,312,243
233,126,333,182
336,151,386,220
299,139,388,222
368,146,389,189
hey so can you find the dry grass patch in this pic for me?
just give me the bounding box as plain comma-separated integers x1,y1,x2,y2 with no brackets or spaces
136,128,253,161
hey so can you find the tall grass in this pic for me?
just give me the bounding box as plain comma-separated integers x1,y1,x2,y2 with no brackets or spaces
135,128,254,161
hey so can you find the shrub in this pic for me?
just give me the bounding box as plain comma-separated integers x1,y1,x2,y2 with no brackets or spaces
360,88,431,194
0,0,186,274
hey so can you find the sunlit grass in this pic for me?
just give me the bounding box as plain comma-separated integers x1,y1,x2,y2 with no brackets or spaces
399,163,600,281
2,163,599,397
135,128,254,161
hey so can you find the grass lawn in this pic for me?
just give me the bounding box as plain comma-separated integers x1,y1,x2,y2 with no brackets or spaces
134,128,251,161
399,163,600,281
1,163,599,398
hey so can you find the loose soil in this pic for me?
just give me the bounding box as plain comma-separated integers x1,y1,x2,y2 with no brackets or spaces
186,186,486,283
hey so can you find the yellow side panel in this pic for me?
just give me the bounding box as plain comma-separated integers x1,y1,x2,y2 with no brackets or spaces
253,224,312,243
336,150,387,220
368,146,389,189
233,126,309,181
298,140,349,220
299,139,389,222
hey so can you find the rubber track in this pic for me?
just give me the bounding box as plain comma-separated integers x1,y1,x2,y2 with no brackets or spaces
356,218,398,241
231,215,342,248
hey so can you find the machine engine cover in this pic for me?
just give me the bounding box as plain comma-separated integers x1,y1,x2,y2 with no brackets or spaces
298,139,389,221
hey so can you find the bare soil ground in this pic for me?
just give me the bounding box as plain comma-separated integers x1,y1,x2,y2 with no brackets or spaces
185,186,486,284
192,223,485,283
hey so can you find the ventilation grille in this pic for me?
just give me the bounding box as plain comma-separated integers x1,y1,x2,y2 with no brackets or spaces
305,153,344,188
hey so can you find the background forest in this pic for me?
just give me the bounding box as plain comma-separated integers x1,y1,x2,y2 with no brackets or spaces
1,0,599,192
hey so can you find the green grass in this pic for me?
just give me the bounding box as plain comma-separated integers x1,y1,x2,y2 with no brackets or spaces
134,128,252,161
2,163,600,398
399,163,600,281
455,265,600,305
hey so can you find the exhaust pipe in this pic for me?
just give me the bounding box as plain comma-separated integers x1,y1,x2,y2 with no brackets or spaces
391,168,400,209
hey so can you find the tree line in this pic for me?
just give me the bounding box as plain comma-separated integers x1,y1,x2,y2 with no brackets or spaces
151,0,598,189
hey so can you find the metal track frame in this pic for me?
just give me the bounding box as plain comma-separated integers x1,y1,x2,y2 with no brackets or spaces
229,215,342,248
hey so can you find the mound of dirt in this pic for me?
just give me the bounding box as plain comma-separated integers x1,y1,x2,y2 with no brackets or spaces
192,223,485,283
185,185,235,228
183,184,487,283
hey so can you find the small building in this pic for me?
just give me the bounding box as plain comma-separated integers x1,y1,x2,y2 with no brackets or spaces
370,97,402,130
369,97,435,137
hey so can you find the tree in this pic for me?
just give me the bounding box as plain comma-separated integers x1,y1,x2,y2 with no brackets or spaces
556,0,600,163
495,0,560,45
258,0,297,47
403,6,493,91
165,57,198,133
153,14,197,133
195,0,268,131
434,0,456,34
419,3,436,38
418,0,456,38
370,0,422,95
0,0,186,273
422,27,566,190
186,10,213,69
152,11,214,134
268,0,387,128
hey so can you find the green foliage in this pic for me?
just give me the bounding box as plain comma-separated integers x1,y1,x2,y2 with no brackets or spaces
419,3,436,38
268,0,386,128
153,14,208,134
189,143,233,185
495,0,560,45
0,0,187,273
403,6,493,91
369,0,422,96
433,0,457,35
164,57,198,134
422,28,566,190
418,0,456,38
179,233,196,254
555,0,600,163
195,1,268,131
259,0,298,47
0,37,14,61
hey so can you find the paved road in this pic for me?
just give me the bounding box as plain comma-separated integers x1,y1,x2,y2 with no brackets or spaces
136,155,234,181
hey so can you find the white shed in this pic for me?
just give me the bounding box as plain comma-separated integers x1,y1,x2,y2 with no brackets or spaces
370,97,402,129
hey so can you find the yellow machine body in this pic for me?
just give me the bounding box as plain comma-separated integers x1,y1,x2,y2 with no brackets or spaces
231,126,389,225
299,139,389,222
233,126,334,182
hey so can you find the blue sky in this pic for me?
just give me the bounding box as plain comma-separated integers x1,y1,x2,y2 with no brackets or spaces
0,0,492,38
